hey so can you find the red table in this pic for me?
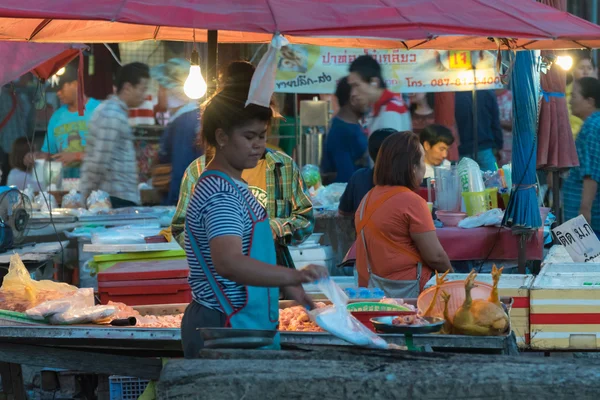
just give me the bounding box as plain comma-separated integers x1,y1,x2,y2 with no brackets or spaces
436,226,543,261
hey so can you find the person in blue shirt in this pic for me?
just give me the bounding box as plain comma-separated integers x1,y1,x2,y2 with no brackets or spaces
320,77,368,184
564,77,600,236
152,58,202,205
338,128,397,217
455,90,503,172
27,61,101,178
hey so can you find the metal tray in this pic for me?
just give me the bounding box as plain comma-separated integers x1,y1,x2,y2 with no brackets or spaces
199,328,276,349
371,316,445,334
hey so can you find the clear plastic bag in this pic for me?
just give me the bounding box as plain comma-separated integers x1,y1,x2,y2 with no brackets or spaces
311,183,347,208
62,189,84,209
0,254,77,312
25,288,94,320
86,190,112,213
34,192,58,212
301,164,322,190
48,305,117,325
310,278,389,349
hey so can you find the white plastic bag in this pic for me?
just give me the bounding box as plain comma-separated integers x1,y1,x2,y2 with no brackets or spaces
86,190,112,213
458,208,504,229
48,305,116,325
26,288,95,320
62,189,84,209
34,192,58,212
246,34,289,108
310,278,389,349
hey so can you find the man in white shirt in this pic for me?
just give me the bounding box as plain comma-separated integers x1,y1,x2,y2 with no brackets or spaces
348,55,411,136
419,124,455,179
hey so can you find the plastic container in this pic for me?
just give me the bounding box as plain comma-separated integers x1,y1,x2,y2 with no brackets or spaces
98,259,191,305
417,280,493,320
462,188,497,216
435,210,467,227
109,376,150,400
434,165,461,212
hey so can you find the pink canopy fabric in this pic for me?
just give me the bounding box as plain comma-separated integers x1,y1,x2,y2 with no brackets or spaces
0,42,86,86
1,0,600,49
536,0,579,170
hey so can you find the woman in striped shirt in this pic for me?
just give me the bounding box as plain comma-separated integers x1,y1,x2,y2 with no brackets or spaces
181,86,328,358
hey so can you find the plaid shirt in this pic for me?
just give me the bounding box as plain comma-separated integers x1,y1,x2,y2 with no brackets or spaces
564,111,600,231
80,96,140,204
172,149,314,249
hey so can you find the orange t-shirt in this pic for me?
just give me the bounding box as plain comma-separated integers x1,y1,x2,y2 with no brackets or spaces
354,186,435,291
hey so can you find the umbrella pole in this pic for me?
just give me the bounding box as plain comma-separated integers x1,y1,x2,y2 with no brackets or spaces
552,170,562,225
207,30,218,98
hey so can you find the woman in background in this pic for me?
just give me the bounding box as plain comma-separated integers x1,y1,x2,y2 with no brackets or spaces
355,131,452,297
7,137,42,191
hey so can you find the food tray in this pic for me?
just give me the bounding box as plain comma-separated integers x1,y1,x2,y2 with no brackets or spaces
371,316,445,334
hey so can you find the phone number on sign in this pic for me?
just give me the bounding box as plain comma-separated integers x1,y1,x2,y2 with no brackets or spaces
429,76,502,88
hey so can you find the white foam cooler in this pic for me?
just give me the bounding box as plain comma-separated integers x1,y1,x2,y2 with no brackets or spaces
540,263,600,275
425,273,533,348
289,244,334,272
530,272,600,350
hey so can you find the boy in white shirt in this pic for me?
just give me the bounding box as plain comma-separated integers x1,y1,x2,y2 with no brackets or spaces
419,124,455,179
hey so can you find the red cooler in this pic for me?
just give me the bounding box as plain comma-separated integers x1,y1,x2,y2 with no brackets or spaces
97,259,191,305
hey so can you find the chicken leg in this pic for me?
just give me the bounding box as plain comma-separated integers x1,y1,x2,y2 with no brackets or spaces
422,270,450,317
488,265,504,307
440,290,453,334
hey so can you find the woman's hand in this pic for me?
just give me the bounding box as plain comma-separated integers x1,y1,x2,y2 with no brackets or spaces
282,285,315,310
296,264,329,284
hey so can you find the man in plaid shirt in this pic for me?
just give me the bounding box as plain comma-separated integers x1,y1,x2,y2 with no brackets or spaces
171,148,314,268
81,62,150,206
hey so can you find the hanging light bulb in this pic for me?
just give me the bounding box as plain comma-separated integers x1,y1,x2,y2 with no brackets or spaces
184,48,207,100
56,67,66,76
555,55,573,71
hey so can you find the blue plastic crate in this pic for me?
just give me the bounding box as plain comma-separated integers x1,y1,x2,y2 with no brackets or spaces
109,376,150,400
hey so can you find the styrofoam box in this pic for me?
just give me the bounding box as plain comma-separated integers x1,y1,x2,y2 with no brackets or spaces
530,272,600,350
540,263,600,275
289,245,333,262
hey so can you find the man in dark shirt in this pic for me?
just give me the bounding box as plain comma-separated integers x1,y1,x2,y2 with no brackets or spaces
455,90,503,171
338,128,397,216
321,77,368,184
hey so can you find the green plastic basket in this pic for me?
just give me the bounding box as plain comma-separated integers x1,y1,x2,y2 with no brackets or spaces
346,302,411,312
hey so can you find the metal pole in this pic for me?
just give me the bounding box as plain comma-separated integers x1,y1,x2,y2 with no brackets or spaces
207,30,218,98
592,0,598,67
472,59,478,161
294,94,302,166
552,170,562,225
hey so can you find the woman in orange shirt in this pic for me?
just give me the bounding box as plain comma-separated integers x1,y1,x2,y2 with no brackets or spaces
355,131,453,298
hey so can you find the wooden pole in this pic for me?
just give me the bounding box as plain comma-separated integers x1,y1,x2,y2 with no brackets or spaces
207,30,218,98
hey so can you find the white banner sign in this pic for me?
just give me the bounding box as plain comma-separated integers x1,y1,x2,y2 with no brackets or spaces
275,46,503,94
552,215,600,263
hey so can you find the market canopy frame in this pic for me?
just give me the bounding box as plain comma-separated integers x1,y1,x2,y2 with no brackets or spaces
1,0,600,50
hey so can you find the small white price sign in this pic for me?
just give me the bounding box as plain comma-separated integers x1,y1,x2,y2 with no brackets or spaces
552,215,600,262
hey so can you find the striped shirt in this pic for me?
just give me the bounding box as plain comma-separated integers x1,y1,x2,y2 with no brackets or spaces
80,96,140,204
365,89,411,136
185,174,267,311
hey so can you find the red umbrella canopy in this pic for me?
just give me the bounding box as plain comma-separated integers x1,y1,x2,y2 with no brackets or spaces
536,0,579,170
0,42,86,86
0,0,600,49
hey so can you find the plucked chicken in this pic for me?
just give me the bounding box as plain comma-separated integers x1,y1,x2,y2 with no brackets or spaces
450,266,509,336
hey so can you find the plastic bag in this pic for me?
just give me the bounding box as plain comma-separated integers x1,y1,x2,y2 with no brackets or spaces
86,190,112,213
246,34,289,108
90,224,162,245
62,189,84,209
48,305,117,325
311,183,347,208
458,208,504,229
25,288,94,320
34,192,58,212
458,158,485,192
0,254,77,312
310,278,389,349
301,164,322,190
